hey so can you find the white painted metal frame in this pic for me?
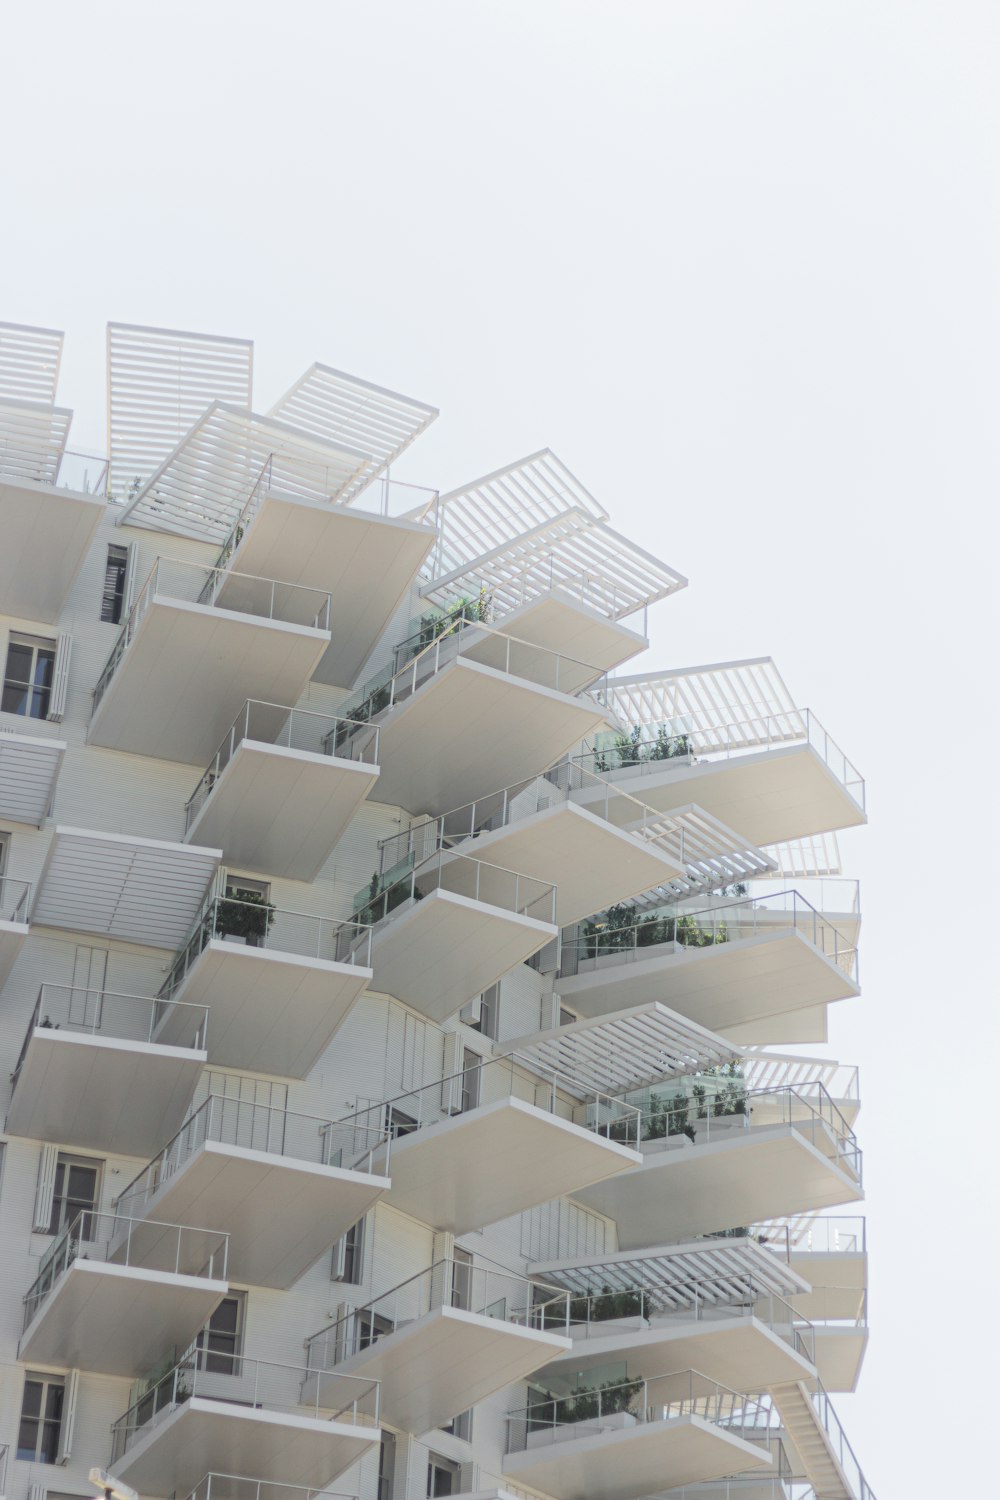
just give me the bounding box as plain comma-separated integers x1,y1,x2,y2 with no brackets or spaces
0,397,72,486
531,1238,806,1304
762,834,843,879
596,658,798,740
0,321,63,403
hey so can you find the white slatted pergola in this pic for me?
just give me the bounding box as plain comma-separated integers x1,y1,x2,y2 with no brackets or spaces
0,732,65,827
530,1238,805,1304
761,833,843,879
106,322,254,500
119,402,370,543
0,398,72,487
268,361,438,504
630,804,776,902
597,658,804,749
421,450,687,621
0,321,63,404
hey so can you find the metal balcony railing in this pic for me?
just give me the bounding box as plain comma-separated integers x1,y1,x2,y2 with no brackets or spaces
305,1256,571,1371
781,1214,867,1255
808,1381,877,1500
506,1370,769,1453
184,699,380,833
22,1210,229,1332
559,890,859,986
93,556,333,714
114,1095,390,1219
182,1475,360,1500
158,894,372,1002
0,875,31,923
341,1050,642,1166
109,1354,380,1463
741,1055,860,1105
11,982,209,1093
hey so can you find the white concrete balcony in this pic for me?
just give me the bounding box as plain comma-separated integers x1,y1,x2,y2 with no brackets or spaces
333,619,610,815
777,1216,869,1393
489,588,649,675
179,1472,360,1500
7,983,207,1156
113,1096,390,1288
19,1210,228,1376
304,1256,572,1435
575,706,865,846
183,701,380,879
557,891,859,1037
0,729,65,826
109,1354,380,1496
0,874,31,986
574,1085,863,1249
344,1051,642,1233
89,557,333,764
349,851,557,1023
503,1372,770,1500
154,895,372,1079
742,1059,861,1130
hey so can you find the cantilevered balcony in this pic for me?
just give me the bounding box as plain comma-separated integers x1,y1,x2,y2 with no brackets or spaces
503,1372,770,1500
348,851,557,1023
0,875,31,986
19,1211,228,1376
305,1257,572,1435
557,891,859,1037
183,702,380,879
344,1051,642,1233
88,557,333,764
574,1085,863,1249
113,1096,390,1287
777,1216,869,1392
154,895,372,1078
0,730,65,826
333,619,610,815
109,1353,380,1495
7,983,207,1156
180,1473,359,1500
742,1059,861,1130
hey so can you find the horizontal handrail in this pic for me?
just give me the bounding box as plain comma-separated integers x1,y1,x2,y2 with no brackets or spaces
0,874,31,923
809,1380,877,1500
184,1474,360,1500
774,1214,867,1255
23,1210,229,1331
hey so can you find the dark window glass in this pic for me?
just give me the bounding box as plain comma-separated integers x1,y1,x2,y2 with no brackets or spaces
17,1373,64,1462
2,635,55,719
101,544,129,624
195,1293,245,1374
48,1156,100,1238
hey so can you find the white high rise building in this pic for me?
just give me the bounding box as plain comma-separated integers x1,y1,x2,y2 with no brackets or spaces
0,317,874,1500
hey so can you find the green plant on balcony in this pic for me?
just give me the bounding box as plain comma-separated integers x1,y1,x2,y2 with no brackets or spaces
643,1090,696,1143
215,889,275,944
569,1285,646,1323
562,1377,644,1422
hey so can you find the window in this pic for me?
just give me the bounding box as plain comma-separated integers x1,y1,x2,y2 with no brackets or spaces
17,1372,64,1463
0,831,9,877
460,1050,481,1113
47,1154,101,1238
377,1435,395,1500
451,1247,474,1311
440,1409,473,1441
426,1456,459,1498
356,1309,394,1352
2,633,56,719
194,1292,246,1374
332,1218,365,1283
385,1104,418,1140
100,544,129,624
465,983,499,1039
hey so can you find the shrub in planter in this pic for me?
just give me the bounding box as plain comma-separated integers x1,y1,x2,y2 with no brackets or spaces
216,890,275,944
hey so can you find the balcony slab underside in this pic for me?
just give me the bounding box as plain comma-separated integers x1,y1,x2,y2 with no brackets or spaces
131,1142,389,1287
370,888,556,1024
368,658,609,816
184,740,379,880
493,594,648,680
463,803,684,927
0,478,105,622
0,919,29,987
502,1414,768,1500
724,1006,830,1048
557,930,858,1036
600,745,865,845
325,1306,571,1437
812,1325,868,1392
114,1396,378,1497
6,1029,206,1156
88,596,330,764
546,1315,814,1391
157,941,371,1079
367,1097,641,1234
19,1259,227,1376
787,1254,867,1320
0,732,65,827
574,1127,862,1249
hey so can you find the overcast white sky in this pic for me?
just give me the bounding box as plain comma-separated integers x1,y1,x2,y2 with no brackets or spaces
3,2,997,1492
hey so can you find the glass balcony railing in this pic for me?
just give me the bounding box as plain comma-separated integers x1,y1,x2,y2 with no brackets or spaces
114,1096,391,1220
783,1214,867,1255
184,699,379,833
305,1256,572,1371
158,894,372,1003
93,556,333,714
23,1211,228,1332
0,875,31,923
109,1354,380,1463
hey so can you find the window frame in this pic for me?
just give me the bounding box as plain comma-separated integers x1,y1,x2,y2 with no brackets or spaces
2,632,57,720
17,1370,65,1464
47,1152,102,1240
194,1290,247,1375
100,543,130,624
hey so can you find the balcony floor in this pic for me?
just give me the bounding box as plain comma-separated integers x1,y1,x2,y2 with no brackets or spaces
88,595,330,764
366,1097,641,1234
7,1029,206,1157
787,1254,867,1322
574,1125,863,1249
0,478,105,622
184,740,379,880
19,1260,226,1376
157,940,371,1079
492,594,648,679
812,1326,868,1392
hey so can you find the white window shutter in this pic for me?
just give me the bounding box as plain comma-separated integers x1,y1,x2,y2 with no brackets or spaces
331,1236,347,1281
441,1032,463,1112
28,1484,47,1500
56,1367,79,1463
458,1462,476,1490
33,1143,58,1231
46,634,72,722
122,540,139,615
334,1300,351,1362
458,995,481,1026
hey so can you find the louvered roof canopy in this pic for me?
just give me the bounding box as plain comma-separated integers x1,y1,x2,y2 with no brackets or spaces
506,1002,737,1099
31,826,222,949
631,803,776,903
0,399,72,487
761,833,843,879
268,361,439,504
597,658,802,749
0,732,65,827
531,1236,804,1303
0,321,63,404
107,322,253,499
422,450,687,622
119,402,370,542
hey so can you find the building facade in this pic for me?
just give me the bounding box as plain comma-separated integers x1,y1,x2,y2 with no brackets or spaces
0,318,875,1500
